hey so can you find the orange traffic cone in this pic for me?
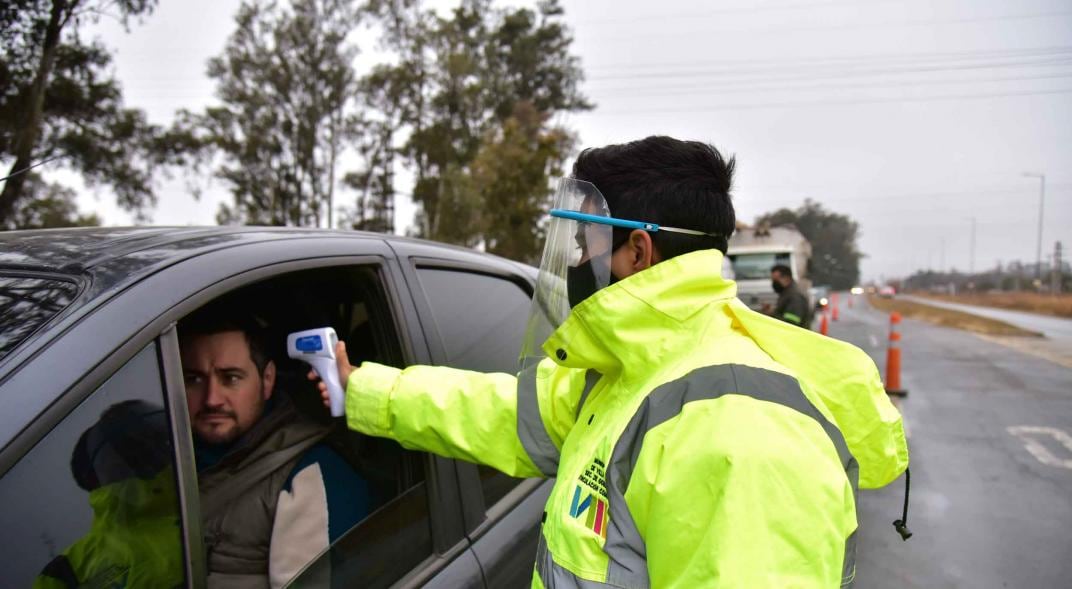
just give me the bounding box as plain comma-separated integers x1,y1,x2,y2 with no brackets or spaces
832,293,840,322
885,312,907,397
819,310,829,336
848,295,854,309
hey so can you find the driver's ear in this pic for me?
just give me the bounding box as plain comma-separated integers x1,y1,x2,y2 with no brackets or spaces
262,360,276,400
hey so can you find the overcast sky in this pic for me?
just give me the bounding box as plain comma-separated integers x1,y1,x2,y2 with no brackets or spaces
79,0,1072,281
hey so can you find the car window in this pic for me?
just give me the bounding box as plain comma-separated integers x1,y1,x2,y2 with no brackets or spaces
0,274,79,361
728,252,791,280
0,343,185,588
416,267,531,373
415,267,532,507
183,264,435,588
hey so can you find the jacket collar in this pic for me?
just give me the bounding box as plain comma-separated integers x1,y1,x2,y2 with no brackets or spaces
543,249,736,379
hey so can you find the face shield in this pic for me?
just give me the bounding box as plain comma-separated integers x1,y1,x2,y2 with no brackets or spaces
520,178,723,369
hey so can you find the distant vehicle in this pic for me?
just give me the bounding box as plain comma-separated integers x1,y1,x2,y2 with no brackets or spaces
0,227,546,588
879,285,896,298
810,285,831,310
850,286,865,295
727,223,813,316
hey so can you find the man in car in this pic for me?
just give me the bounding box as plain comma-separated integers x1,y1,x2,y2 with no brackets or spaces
180,306,371,588
769,262,811,327
314,136,909,587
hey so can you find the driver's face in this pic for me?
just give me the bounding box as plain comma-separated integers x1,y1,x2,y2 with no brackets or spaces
181,331,274,445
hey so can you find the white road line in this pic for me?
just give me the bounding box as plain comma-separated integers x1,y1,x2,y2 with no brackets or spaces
869,334,880,348
1006,426,1072,469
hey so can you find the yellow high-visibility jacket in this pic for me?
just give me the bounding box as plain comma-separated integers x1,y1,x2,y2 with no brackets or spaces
345,249,909,588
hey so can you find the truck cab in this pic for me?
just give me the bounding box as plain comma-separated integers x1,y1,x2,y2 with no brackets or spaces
727,224,813,316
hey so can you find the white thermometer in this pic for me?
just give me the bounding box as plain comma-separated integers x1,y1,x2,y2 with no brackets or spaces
287,327,344,417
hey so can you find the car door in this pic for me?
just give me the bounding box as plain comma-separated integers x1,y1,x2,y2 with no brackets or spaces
0,334,194,588
207,251,485,588
395,244,554,588
0,234,485,588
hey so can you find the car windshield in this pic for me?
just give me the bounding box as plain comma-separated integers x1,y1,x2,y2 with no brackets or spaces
727,253,791,280
0,274,79,362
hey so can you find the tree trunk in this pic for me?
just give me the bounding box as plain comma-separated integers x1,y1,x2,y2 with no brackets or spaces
0,0,69,224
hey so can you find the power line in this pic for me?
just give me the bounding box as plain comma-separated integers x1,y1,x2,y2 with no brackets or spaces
587,54,1072,83
588,71,1072,100
736,184,1072,204
576,0,897,26
587,86,1072,115
586,45,1072,74
582,8,1072,42
0,155,67,183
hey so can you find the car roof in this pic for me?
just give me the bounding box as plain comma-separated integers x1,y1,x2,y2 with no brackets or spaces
0,225,536,366
0,225,534,291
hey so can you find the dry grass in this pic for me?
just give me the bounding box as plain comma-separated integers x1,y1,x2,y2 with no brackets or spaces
867,296,1043,337
912,292,1072,318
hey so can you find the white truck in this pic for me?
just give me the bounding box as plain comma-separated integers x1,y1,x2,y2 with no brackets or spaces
727,223,813,317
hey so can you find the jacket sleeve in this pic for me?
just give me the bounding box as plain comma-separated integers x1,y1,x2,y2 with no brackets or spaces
775,291,809,326
343,359,590,478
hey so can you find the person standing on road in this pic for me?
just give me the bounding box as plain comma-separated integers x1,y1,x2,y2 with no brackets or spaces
769,263,812,327
312,136,909,587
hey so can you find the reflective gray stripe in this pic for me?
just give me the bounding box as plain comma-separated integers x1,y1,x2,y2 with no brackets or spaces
575,370,601,419
517,363,561,477
602,363,859,588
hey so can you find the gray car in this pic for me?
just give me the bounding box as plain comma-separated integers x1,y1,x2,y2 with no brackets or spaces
0,226,550,588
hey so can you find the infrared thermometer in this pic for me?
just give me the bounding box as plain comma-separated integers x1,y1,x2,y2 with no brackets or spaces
287,327,345,417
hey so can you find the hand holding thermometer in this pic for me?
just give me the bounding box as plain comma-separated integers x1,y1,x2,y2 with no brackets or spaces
287,327,345,417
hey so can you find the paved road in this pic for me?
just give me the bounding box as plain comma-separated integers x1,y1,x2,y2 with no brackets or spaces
900,295,1072,346
828,295,1072,588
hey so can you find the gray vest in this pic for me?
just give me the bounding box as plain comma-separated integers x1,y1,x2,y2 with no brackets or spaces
197,398,331,589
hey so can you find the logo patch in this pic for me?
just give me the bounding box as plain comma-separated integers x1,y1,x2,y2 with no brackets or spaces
570,484,608,538
569,456,609,538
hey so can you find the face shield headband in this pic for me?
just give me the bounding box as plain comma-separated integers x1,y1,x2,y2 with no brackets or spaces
520,178,726,370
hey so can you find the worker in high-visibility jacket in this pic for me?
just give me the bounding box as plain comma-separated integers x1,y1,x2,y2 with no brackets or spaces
313,136,909,588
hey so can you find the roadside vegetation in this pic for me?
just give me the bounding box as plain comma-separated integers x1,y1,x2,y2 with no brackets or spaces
867,295,1043,337
910,292,1072,319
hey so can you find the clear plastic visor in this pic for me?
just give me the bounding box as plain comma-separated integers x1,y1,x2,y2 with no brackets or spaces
520,179,614,367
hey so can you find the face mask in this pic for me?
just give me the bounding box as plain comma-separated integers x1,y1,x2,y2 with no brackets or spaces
772,280,786,294
567,260,599,308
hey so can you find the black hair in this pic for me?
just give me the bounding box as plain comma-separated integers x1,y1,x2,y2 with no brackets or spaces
178,302,271,375
571,135,736,258
71,401,171,491
771,264,793,279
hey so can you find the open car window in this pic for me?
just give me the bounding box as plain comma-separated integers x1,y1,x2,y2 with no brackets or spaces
414,266,534,507
180,263,439,588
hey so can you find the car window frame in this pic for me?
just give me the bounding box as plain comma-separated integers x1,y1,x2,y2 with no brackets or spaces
394,253,545,536
148,253,478,586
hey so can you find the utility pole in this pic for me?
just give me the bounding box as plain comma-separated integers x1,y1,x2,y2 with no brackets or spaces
1055,241,1064,295
1023,172,1046,279
968,217,976,275
940,237,946,273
